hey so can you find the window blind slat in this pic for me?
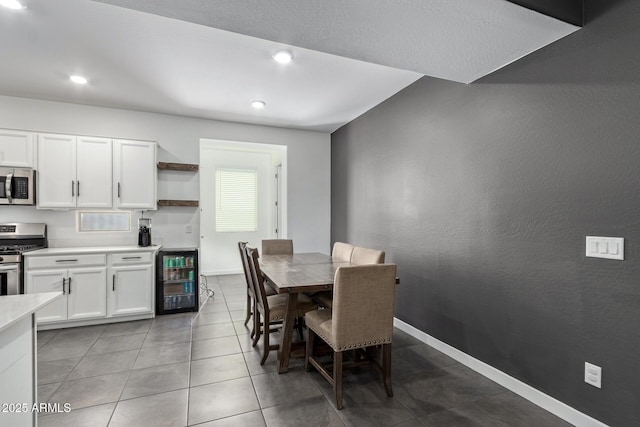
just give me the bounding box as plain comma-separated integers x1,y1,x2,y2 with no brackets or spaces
215,168,258,232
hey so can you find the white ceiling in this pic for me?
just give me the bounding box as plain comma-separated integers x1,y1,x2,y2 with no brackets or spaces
0,0,578,132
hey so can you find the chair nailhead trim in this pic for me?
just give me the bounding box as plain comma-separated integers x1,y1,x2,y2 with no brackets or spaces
310,330,391,352
336,338,391,351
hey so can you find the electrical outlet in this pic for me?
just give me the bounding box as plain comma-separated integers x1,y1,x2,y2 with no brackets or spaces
184,224,192,234
585,362,602,388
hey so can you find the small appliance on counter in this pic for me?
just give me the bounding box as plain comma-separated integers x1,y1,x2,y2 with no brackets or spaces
156,248,199,314
138,215,151,247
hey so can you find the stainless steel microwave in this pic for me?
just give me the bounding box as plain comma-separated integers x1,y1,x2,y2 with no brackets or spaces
0,167,36,205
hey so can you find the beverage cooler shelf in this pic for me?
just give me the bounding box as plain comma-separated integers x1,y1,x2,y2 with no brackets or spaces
162,269,196,281
164,279,196,286
163,294,196,311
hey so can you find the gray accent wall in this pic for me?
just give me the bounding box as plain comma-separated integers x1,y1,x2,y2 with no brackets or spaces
331,1,639,425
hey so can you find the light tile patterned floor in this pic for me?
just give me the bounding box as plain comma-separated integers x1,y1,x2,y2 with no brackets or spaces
36,275,571,426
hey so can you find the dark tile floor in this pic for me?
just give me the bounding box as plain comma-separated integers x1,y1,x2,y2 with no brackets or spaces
36,274,572,427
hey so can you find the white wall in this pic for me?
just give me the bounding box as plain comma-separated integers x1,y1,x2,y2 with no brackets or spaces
0,95,331,255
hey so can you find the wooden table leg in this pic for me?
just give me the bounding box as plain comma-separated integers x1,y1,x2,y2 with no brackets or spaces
277,292,298,374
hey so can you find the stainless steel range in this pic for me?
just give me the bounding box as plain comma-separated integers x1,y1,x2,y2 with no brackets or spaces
0,223,47,295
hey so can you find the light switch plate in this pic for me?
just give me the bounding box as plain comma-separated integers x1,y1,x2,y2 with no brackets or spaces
586,236,624,260
585,362,602,389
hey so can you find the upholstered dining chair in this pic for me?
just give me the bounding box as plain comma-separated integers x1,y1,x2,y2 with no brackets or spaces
351,246,385,264
315,245,385,309
313,242,355,309
305,263,397,409
261,239,294,255
332,242,354,262
245,246,317,365
238,242,275,338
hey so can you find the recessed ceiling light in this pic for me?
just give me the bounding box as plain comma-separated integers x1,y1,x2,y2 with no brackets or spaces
251,100,266,110
272,50,294,64
0,0,24,9
70,75,88,85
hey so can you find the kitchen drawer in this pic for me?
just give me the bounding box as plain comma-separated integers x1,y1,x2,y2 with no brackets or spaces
26,254,107,269
109,252,153,265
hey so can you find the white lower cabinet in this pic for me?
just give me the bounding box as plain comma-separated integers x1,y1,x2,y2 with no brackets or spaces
0,316,34,427
25,248,156,327
108,262,153,317
68,267,107,320
25,269,68,324
26,258,107,324
26,267,107,323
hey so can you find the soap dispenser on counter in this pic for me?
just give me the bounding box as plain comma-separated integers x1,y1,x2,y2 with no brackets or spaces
138,214,152,247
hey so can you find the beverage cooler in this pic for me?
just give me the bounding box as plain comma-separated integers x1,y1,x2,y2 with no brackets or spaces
156,248,199,314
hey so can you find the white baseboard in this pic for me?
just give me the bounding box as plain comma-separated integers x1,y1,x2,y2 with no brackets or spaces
393,318,608,427
37,313,154,331
200,269,243,276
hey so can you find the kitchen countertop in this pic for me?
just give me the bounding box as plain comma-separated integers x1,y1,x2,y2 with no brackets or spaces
23,245,162,256
0,292,62,333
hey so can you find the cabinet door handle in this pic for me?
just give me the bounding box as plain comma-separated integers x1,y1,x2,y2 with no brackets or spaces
62,277,66,294
117,182,121,198
71,180,75,197
56,259,78,263
112,274,116,291
68,277,72,294
122,256,141,260
77,181,80,197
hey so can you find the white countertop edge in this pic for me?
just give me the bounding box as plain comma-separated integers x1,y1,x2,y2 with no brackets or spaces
23,245,162,256
0,292,63,333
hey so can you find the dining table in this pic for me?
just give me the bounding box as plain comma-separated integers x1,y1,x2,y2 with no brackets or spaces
259,252,350,374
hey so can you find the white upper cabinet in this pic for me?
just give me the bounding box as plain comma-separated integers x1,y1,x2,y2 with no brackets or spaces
76,136,112,208
36,132,156,210
38,134,112,209
0,129,35,168
37,133,76,208
113,139,157,210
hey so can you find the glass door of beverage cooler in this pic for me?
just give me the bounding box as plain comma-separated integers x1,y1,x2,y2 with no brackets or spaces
157,249,199,314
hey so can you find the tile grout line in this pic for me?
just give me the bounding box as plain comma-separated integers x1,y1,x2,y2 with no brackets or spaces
37,329,84,396
186,275,225,426
186,277,211,427
107,322,153,426
37,324,116,423
219,275,269,426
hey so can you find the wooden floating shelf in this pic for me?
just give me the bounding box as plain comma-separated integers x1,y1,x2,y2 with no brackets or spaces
157,200,199,207
157,162,199,172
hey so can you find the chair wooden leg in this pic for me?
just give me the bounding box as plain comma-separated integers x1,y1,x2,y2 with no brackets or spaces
261,321,270,365
250,298,257,339
334,351,343,410
252,311,261,347
296,317,304,341
244,293,251,326
382,343,393,397
305,328,314,372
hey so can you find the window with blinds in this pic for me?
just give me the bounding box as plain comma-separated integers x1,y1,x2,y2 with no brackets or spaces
215,168,258,232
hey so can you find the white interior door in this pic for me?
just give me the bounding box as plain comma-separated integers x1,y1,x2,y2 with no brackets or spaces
200,147,274,275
